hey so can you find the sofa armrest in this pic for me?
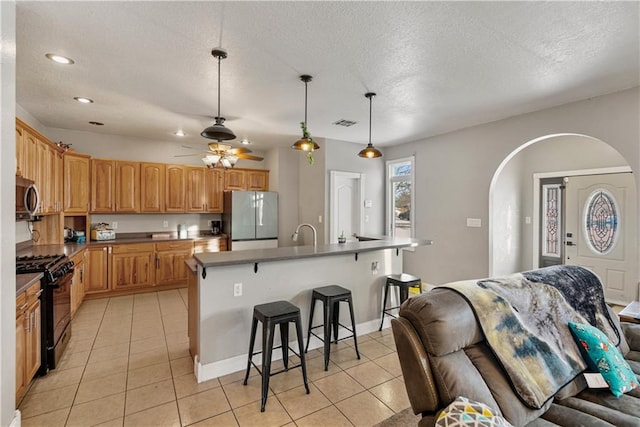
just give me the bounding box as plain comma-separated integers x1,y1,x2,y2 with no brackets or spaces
621,322,640,351
391,317,440,414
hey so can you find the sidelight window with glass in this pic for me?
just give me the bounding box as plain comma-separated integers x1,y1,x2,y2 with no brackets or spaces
387,157,414,238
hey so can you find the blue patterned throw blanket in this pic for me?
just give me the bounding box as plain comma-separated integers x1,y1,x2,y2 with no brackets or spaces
443,265,618,409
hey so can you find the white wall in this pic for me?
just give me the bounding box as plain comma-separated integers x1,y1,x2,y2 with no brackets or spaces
1,2,17,424
297,139,326,245
266,146,300,247
385,87,640,286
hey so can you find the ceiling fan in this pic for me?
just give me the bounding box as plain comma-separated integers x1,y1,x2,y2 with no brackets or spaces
177,142,264,169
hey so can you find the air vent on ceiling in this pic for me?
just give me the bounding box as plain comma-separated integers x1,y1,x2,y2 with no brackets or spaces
332,119,357,127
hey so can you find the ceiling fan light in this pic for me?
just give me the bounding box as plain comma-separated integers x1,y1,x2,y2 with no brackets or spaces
291,137,319,152
358,143,382,158
221,158,232,168
227,155,239,167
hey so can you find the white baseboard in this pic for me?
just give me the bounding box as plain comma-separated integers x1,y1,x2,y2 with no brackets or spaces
9,410,21,427
195,318,387,383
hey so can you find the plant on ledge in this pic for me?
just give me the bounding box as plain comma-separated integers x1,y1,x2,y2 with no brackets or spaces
300,122,315,165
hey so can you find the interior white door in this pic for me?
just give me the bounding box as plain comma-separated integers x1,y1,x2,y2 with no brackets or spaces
330,171,363,243
564,173,637,304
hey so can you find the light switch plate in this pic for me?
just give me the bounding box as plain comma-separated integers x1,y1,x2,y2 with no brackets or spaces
466,218,482,228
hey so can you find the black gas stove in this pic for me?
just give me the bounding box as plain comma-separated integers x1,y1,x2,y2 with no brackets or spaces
16,253,74,374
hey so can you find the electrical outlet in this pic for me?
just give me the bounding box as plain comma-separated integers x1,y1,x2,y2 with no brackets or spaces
233,283,243,297
371,261,379,275
163,221,169,228
112,221,118,229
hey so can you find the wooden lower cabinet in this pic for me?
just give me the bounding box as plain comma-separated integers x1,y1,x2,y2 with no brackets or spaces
155,241,193,286
193,237,227,253
111,244,155,290
16,282,42,405
85,246,110,294
70,250,86,317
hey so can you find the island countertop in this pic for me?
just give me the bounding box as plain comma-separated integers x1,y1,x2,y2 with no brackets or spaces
193,236,432,268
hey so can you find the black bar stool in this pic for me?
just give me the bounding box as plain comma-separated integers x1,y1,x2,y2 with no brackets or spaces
243,300,309,412
305,285,360,371
379,273,422,331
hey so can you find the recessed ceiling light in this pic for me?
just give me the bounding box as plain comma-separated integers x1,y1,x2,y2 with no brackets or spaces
88,121,104,126
240,138,251,145
174,130,186,137
45,53,75,65
74,97,94,104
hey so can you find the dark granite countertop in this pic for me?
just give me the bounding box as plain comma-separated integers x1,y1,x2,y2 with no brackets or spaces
16,273,43,296
194,237,432,268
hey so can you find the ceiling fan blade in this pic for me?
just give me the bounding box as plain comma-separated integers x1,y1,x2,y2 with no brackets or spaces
227,147,252,155
174,152,208,157
236,154,264,161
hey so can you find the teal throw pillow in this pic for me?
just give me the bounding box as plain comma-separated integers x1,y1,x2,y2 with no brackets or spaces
568,322,638,397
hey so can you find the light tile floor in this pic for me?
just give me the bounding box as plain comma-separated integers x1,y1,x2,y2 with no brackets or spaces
19,289,411,427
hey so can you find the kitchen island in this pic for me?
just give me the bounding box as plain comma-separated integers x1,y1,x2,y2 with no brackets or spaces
191,236,431,382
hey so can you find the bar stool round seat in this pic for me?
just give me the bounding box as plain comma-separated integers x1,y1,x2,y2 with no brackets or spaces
379,273,422,331
243,300,309,412
305,285,360,371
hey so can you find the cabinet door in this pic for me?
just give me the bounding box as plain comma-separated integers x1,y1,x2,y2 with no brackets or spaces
16,124,24,176
25,300,41,381
51,149,64,213
63,153,90,213
70,255,85,317
111,252,155,290
246,170,269,191
224,170,246,190
36,140,49,213
156,250,191,286
186,167,206,212
22,128,38,181
205,168,224,212
140,162,165,213
165,165,186,212
91,159,114,212
85,246,110,294
115,161,140,212
15,308,27,404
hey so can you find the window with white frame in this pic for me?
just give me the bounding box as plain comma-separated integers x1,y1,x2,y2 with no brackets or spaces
387,157,414,238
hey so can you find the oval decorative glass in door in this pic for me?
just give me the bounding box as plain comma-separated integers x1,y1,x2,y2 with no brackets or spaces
583,189,619,255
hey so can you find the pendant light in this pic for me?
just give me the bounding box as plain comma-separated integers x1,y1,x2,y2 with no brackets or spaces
358,92,382,158
201,49,236,141
292,75,320,152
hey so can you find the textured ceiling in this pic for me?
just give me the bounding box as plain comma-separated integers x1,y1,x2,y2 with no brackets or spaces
15,1,640,153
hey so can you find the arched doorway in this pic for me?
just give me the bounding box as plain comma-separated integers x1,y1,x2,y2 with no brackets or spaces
489,134,637,302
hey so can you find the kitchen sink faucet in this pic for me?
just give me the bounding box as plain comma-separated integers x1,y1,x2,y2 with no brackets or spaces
292,223,317,247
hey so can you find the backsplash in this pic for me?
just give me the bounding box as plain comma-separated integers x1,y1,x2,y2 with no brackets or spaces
91,213,221,234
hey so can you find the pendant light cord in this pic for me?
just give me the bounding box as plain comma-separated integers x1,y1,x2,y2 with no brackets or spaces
304,79,308,125
217,55,221,118
368,94,372,146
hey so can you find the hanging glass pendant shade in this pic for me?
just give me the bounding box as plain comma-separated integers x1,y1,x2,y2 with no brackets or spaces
358,92,382,158
292,75,320,152
201,49,236,141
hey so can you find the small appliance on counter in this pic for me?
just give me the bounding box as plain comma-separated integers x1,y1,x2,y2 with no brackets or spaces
91,222,116,241
64,228,86,243
211,220,222,235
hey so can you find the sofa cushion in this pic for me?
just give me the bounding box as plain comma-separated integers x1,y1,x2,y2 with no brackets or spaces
540,404,615,426
435,396,512,427
555,396,640,427
568,322,638,397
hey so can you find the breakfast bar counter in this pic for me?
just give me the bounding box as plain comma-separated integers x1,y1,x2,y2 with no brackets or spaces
191,237,431,382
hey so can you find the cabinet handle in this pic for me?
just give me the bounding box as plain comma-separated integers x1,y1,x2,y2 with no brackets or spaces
19,302,28,311
35,289,43,298
24,315,29,331
156,256,159,268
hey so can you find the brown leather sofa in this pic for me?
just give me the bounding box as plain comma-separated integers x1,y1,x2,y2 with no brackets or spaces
392,287,640,427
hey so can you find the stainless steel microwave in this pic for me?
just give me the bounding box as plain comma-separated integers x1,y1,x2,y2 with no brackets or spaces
16,175,40,221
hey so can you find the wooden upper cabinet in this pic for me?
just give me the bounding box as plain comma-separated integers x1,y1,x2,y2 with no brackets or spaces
50,148,64,213
114,161,140,212
16,123,24,176
205,168,224,212
166,164,186,212
63,152,91,213
246,170,269,191
91,159,115,212
224,169,246,190
223,168,268,191
91,159,140,213
140,162,165,213
186,167,206,213
21,126,38,181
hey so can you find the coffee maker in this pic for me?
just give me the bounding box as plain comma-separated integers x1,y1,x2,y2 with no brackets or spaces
211,220,222,235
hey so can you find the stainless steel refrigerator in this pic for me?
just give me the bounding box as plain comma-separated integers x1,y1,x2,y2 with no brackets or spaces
222,191,278,250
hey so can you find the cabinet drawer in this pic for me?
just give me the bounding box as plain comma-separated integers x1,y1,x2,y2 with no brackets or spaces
155,241,193,252
111,243,155,254
25,283,41,305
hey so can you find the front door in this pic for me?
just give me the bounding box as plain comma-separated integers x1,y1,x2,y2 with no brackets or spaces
564,173,637,304
330,171,363,243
